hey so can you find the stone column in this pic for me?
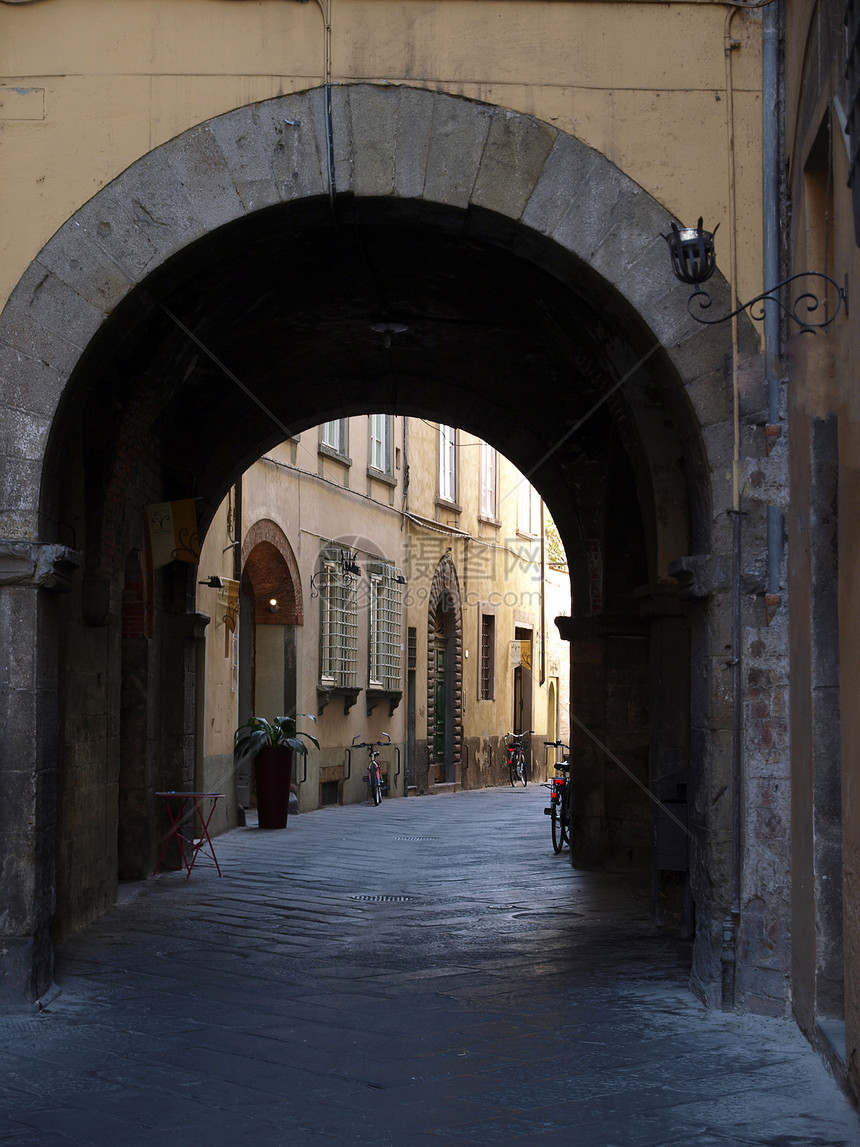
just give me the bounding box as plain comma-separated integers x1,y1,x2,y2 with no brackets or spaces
0,540,79,1008
669,554,734,1006
155,607,210,870
635,583,692,933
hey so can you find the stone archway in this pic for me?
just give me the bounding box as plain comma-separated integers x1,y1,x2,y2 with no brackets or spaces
0,84,756,1009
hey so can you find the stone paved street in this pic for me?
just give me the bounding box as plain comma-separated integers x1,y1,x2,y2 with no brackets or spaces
0,786,857,1145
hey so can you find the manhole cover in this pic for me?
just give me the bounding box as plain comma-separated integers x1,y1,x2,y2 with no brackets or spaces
349,894,415,903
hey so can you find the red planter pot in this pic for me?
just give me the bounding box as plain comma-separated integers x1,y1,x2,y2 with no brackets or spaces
253,746,294,829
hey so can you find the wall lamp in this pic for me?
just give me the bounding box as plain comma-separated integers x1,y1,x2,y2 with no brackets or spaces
268,598,280,614
662,218,848,333
309,550,362,598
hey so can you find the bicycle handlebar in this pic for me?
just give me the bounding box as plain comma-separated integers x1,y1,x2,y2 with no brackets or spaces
351,732,392,748
504,730,533,743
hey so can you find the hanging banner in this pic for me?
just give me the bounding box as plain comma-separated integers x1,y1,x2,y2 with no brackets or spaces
145,500,200,568
215,578,240,657
510,640,531,669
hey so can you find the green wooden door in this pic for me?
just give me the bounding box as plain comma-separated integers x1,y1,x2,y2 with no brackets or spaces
433,640,447,780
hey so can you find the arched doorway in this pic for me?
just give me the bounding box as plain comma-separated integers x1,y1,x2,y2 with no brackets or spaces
236,521,303,808
427,554,463,788
0,85,747,1007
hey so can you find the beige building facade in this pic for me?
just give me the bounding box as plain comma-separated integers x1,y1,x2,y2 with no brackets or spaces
7,0,858,1105
197,417,567,822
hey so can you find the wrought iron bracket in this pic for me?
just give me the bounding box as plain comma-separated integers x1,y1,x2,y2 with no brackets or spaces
686,272,848,334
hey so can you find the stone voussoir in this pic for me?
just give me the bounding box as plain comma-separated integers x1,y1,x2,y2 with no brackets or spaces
162,123,247,232
471,107,558,220
109,148,209,264
208,104,282,215
423,93,493,210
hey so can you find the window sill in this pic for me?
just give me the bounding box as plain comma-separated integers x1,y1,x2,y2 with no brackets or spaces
366,688,403,717
478,513,501,528
318,443,352,466
317,684,361,716
367,467,397,487
436,497,462,515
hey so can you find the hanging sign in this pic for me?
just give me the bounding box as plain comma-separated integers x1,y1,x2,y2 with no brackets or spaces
510,640,531,669
145,499,200,568
215,578,240,657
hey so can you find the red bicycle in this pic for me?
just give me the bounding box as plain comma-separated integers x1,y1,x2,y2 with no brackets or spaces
352,732,391,806
505,731,532,787
543,740,571,853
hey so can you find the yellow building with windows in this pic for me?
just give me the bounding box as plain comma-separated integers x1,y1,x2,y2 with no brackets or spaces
197,417,568,818
10,0,860,1103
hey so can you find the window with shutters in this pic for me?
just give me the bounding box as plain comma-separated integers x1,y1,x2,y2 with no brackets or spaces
480,442,498,520
438,424,457,504
368,414,392,476
367,561,403,690
517,474,542,537
318,547,358,687
319,420,349,460
480,611,495,700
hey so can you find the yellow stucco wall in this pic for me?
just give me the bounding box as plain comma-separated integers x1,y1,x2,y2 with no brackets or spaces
404,419,560,754
1,0,763,314
197,415,567,809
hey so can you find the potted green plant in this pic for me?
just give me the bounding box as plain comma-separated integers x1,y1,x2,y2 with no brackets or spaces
234,714,319,829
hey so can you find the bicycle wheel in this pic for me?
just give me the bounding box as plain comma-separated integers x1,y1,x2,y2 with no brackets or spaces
508,752,517,787
371,765,383,806
551,802,564,853
517,750,527,787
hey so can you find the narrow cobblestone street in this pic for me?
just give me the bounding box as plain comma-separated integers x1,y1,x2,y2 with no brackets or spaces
1,787,857,1145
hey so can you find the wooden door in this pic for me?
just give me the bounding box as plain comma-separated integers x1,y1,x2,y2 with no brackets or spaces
433,639,447,783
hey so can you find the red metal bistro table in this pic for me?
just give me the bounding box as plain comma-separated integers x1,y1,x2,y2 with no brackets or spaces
154,792,226,878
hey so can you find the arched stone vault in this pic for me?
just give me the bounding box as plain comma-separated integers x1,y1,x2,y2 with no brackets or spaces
0,85,743,552
0,84,759,1008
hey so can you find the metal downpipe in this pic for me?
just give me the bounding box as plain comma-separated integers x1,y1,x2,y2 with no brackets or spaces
763,1,784,599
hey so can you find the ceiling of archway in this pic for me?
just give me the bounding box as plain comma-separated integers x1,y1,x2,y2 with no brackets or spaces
61,196,699,568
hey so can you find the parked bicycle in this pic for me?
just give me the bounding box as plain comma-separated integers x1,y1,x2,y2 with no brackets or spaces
505,731,532,787
543,740,571,853
352,732,391,806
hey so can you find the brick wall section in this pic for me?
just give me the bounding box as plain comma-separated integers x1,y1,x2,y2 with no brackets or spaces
242,520,303,626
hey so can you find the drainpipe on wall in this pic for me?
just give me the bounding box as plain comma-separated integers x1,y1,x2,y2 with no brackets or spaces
723,3,743,1011
719,0,782,1011
311,0,336,209
540,499,546,687
763,1,784,606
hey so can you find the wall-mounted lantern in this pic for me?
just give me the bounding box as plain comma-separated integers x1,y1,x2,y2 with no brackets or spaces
309,549,362,598
662,217,848,333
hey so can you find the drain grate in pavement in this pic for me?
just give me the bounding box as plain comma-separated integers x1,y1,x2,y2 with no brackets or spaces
349,894,416,902
393,836,438,842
